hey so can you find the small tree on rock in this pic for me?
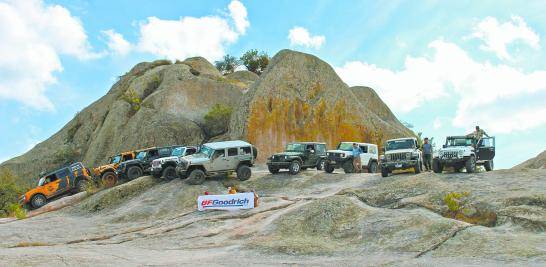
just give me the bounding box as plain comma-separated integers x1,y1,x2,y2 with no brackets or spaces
240,49,269,75
215,54,240,74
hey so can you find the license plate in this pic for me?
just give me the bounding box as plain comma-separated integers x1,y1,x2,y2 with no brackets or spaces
395,164,402,168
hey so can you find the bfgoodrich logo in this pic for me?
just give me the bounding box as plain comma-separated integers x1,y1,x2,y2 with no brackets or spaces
201,198,250,207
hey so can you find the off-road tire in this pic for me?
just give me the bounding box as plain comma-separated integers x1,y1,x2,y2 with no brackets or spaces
465,156,476,173
432,159,443,173
381,167,389,177
76,179,89,193
162,166,178,180
127,166,143,180
324,163,335,173
342,161,354,173
368,161,378,173
317,159,326,171
237,165,252,181
289,161,301,175
101,171,117,188
414,160,421,174
30,194,47,209
187,169,206,185
484,160,494,171
268,165,279,174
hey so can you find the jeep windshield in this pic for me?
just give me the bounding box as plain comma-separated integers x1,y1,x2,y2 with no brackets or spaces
194,145,213,158
110,155,121,164
285,143,305,152
385,139,415,151
337,143,354,151
38,177,46,187
171,147,185,157
446,137,473,147
136,151,147,160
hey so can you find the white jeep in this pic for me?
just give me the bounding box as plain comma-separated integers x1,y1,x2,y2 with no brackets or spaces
324,142,379,173
150,146,198,180
176,140,258,185
380,137,422,177
433,136,495,173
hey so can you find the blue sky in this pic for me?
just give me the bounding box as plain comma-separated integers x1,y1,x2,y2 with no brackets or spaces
1,0,545,168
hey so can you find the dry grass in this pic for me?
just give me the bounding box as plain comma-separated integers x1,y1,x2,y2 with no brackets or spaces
13,241,49,248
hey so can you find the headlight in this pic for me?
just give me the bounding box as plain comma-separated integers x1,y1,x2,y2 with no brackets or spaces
284,155,288,160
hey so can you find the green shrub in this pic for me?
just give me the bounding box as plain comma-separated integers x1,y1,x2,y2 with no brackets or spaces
203,103,233,137
7,203,26,219
0,168,23,218
122,88,142,113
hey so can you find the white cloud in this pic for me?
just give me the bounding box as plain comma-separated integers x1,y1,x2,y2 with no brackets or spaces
335,39,546,134
101,29,131,56
135,0,249,61
0,0,100,111
288,26,325,50
470,16,540,60
228,0,249,34
433,117,442,130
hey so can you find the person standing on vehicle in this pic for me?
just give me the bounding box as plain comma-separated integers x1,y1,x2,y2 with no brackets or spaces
352,143,363,173
421,138,432,171
467,126,489,146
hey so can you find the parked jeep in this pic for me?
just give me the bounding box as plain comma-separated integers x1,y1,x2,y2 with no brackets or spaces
324,142,379,173
150,146,198,180
116,146,178,180
380,137,422,177
20,162,92,209
93,151,135,187
433,136,495,173
267,142,327,175
176,140,258,185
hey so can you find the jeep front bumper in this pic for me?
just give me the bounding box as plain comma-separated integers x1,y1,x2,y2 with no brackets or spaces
436,156,469,166
267,161,291,168
381,160,418,171
150,167,162,177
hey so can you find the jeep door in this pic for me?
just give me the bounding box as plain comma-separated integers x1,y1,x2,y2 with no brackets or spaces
210,149,227,170
45,168,70,197
225,148,240,169
359,145,371,166
304,144,318,166
476,137,495,161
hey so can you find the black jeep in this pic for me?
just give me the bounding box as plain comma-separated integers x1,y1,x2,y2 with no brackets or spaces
116,146,177,180
267,142,327,175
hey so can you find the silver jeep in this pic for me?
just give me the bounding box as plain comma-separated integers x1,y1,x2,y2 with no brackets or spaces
176,140,258,185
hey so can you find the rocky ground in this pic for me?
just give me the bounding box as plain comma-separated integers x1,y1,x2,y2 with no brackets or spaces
0,167,544,266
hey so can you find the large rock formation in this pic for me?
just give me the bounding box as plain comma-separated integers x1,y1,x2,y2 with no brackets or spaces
1,50,412,185
230,50,413,160
1,58,242,186
514,150,546,169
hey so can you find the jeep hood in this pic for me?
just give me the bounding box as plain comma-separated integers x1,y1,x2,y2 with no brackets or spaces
327,149,351,154
385,148,415,154
274,151,304,157
153,156,178,163
180,154,210,164
440,146,473,152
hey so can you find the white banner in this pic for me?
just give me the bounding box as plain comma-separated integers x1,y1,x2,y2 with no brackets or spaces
197,193,255,211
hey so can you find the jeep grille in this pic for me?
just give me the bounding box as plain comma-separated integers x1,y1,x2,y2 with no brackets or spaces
271,155,283,162
178,161,188,169
387,153,407,161
442,151,458,159
152,161,160,167
328,153,343,159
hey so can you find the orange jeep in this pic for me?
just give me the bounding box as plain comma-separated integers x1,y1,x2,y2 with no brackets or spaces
19,162,92,209
93,151,135,187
